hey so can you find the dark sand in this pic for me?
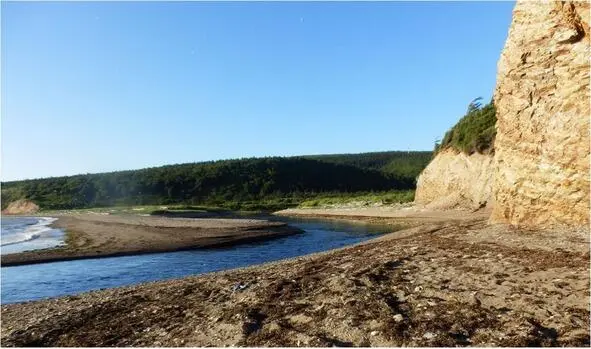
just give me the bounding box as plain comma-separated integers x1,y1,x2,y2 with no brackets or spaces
1,208,589,347
0,214,302,266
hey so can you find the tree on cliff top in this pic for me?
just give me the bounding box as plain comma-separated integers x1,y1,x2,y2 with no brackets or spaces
435,98,496,155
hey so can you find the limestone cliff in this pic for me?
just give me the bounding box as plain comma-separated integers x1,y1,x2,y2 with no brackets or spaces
415,149,494,210
490,1,590,227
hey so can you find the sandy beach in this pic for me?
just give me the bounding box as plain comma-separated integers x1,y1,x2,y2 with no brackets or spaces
275,205,493,223
0,213,302,267
1,208,588,346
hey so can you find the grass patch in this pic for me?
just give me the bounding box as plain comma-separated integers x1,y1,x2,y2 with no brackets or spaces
39,190,415,215
41,205,164,215
298,190,414,208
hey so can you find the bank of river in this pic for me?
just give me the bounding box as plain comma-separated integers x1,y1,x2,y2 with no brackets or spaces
1,216,398,304
2,210,588,347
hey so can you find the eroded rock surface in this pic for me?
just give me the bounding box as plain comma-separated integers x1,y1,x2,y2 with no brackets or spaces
415,149,494,210
1,199,39,215
491,1,590,227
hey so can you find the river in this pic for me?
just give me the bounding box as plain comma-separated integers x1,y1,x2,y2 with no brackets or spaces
1,216,398,304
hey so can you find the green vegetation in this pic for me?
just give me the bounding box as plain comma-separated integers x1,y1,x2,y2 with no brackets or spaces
2,151,431,211
298,190,414,208
40,205,162,216
435,98,496,155
303,151,433,179
39,190,414,215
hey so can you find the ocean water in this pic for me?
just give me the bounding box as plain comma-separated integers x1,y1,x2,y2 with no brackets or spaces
1,216,65,255
1,216,396,304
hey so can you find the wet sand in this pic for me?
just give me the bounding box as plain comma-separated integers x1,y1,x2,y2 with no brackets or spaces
1,208,589,347
0,214,302,267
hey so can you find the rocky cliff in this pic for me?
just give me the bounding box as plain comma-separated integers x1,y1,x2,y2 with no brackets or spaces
1,199,40,215
490,1,590,227
416,1,589,227
415,149,494,210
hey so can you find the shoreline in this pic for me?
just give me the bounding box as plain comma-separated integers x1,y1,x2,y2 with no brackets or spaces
0,216,64,254
1,214,303,267
2,207,588,346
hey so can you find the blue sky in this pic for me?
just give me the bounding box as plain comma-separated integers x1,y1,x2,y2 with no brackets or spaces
1,1,515,181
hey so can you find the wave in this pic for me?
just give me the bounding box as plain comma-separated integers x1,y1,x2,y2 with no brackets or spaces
1,217,58,246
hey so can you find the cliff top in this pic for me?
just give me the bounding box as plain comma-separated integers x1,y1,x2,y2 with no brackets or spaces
435,99,496,156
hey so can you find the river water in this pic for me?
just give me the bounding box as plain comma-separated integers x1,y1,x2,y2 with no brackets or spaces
1,216,396,304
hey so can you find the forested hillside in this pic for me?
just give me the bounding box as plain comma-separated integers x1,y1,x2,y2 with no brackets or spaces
304,151,432,179
1,151,432,210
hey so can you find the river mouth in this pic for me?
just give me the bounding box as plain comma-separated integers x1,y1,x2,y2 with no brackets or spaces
1,216,401,304
1,216,65,255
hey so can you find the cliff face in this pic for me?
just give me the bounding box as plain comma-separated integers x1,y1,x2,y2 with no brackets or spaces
490,1,590,227
415,150,494,210
415,1,589,227
2,199,39,215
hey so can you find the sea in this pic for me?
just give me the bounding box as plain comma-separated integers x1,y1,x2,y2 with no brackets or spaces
1,216,65,255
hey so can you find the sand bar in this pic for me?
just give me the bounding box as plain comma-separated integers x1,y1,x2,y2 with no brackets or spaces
0,213,302,267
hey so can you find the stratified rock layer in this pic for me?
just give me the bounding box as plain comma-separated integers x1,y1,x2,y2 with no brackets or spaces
415,149,494,210
491,1,590,227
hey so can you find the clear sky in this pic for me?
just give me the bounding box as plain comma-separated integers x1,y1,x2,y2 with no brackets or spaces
1,1,515,181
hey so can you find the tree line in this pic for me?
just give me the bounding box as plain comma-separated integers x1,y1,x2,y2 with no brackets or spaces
1,151,432,210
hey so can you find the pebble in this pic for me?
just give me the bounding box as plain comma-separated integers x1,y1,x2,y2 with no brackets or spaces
314,303,325,312
393,314,404,322
423,332,437,339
